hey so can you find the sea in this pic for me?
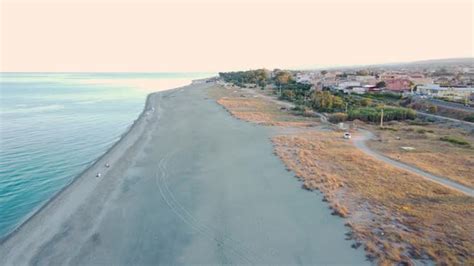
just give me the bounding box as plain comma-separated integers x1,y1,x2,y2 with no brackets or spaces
0,72,212,238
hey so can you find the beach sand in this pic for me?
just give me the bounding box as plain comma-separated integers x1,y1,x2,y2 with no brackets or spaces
0,82,367,265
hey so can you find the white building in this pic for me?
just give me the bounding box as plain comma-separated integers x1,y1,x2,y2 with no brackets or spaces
355,75,377,85
418,84,474,100
409,74,433,86
351,87,368,94
295,72,316,84
338,81,361,90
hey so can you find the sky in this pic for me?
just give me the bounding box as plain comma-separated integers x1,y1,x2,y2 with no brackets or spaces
0,0,472,72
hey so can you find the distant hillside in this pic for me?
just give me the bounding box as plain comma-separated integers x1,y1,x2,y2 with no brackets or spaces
305,57,473,71
400,57,473,67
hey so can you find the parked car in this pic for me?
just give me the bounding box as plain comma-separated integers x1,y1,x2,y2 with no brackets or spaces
343,132,351,139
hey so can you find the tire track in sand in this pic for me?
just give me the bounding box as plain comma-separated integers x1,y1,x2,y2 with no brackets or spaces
156,151,262,264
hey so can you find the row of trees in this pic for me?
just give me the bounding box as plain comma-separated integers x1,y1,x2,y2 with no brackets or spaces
348,107,416,122
219,69,270,87
219,69,312,92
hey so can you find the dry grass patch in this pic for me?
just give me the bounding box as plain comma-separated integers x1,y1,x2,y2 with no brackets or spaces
273,131,474,264
210,85,319,127
208,84,473,264
366,122,474,188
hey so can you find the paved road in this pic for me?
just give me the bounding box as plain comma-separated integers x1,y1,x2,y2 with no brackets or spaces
417,111,474,127
417,97,474,113
352,130,474,197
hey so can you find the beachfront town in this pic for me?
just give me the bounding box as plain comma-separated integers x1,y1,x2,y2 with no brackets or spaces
294,64,474,102
218,59,474,125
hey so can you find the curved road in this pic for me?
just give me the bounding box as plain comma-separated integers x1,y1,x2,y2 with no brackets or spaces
352,130,474,197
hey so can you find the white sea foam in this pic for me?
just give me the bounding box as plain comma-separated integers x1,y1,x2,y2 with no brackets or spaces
77,78,193,92
75,100,103,105
1,104,65,114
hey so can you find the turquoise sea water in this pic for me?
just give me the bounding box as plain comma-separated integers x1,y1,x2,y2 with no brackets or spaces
0,73,212,238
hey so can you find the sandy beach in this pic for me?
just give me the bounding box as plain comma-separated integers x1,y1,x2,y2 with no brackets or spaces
0,82,366,265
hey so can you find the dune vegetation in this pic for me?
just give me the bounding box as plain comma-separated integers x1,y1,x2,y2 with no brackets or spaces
211,82,474,265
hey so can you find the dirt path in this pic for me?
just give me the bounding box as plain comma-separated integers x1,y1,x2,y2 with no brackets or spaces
238,87,473,196
352,130,474,197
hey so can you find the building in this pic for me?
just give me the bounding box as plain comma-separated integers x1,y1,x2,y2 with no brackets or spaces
321,78,338,88
408,74,433,86
418,84,474,100
295,72,314,84
380,71,408,80
355,75,378,85
364,84,381,92
385,78,411,92
338,81,361,89
417,84,441,95
351,87,368,94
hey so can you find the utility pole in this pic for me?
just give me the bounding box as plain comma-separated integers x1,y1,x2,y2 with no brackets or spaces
380,108,384,127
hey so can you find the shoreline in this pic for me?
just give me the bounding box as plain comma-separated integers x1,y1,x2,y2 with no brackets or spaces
1,80,367,265
0,82,190,243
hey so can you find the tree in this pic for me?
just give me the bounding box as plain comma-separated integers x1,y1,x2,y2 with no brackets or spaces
360,98,372,107
274,70,293,86
332,95,345,109
254,69,269,88
309,91,345,112
376,81,386,88
428,105,438,113
219,69,270,88
328,112,348,123
356,69,369,76
280,90,295,101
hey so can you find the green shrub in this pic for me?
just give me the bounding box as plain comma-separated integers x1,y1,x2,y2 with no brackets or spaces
328,112,348,123
279,90,295,101
292,105,313,117
416,129,434,134
408,120,430,126
379,127,398,131
347,107,416,123
464,114,474,123
292,105,306,112
440,136,470,147
360,98,372,107
428,105,438,113
365,92,402,101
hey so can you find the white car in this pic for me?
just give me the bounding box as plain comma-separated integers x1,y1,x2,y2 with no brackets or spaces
343,132,351,139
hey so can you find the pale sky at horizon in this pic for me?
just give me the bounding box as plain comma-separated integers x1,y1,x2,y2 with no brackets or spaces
1,0,473,72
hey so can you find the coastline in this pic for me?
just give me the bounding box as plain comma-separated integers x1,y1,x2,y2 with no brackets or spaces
0,82,188,243
0,80,367,265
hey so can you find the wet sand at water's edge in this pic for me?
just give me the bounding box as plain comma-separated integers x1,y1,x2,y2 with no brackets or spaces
0,82,367,265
